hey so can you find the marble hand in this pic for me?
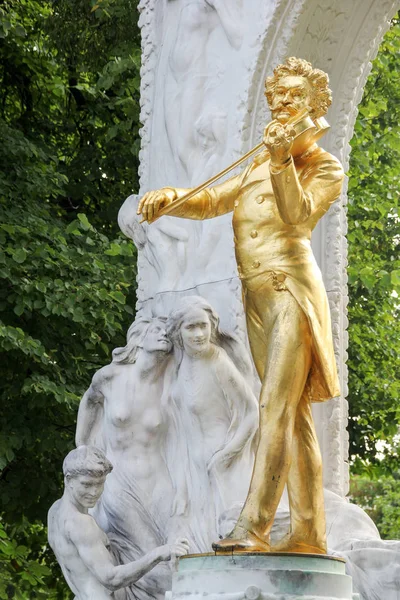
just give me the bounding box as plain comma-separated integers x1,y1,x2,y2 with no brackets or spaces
137,187,177,222
158,538,190,561
263,122,296,166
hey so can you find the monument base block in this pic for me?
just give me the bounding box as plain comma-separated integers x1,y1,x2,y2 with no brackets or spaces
168,554,360,600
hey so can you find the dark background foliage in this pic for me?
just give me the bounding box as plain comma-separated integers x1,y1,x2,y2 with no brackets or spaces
0,0,140,596
0,1,398,597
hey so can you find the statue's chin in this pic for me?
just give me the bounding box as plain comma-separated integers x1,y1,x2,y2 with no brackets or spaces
275,112,292,123
183,341,210,355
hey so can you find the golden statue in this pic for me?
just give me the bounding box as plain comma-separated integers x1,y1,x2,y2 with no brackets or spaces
138,57,344,555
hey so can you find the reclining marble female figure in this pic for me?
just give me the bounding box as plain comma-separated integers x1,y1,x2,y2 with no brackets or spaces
75,317,174,600
165,295,259,551
48,446,189,600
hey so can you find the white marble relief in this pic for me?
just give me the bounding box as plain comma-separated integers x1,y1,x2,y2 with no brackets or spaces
119,195,190,295
163,0,243,184
155,0,244,187
72,299,258,597
118,195,246,336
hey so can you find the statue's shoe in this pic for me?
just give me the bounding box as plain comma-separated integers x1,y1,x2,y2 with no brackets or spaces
272,533,326,555
212,530,271,553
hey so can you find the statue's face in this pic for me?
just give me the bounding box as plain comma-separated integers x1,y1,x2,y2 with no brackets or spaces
67,474,106,508
269,75,312,123
180,308,212,355
142,321,172,353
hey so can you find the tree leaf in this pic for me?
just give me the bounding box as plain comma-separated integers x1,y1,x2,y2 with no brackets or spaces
12,249,27,264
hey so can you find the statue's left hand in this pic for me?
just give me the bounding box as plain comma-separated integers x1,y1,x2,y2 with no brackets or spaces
263,122,296,166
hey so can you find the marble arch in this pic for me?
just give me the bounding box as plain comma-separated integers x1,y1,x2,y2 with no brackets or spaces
121,0,400,498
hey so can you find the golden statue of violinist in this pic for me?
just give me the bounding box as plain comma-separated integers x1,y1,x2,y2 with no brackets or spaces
138,57,344,555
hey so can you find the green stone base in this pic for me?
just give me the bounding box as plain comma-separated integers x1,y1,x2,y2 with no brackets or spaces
168,553,359,600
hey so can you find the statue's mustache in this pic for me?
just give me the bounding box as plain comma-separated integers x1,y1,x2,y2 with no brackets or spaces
274,103,297,112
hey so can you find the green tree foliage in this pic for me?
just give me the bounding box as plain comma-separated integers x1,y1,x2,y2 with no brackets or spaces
347,16,400,476
0,0,141,596
351,475,400,540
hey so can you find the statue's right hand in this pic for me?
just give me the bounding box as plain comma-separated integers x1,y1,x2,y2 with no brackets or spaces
170,538,190,559
137,187,177,222
157,538,190,561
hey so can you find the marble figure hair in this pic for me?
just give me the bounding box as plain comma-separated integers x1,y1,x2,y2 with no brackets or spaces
167,295,252,377
112,316,168,364
63,446,113,479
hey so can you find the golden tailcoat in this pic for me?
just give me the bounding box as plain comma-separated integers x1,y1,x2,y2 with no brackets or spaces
169,146,344,402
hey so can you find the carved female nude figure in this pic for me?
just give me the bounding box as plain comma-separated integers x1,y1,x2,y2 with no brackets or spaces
76,318,174,600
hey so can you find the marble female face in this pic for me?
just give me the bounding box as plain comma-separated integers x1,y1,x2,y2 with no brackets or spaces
180,308,212,354
142,321,172,353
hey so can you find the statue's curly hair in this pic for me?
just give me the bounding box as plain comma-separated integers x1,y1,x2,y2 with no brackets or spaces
264,57,332,119
63,446,113,479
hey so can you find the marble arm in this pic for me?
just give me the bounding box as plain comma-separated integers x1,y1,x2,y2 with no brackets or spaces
222,380,258,458
270,155,344,225
75,376,105,447
166,415,191,516
171,473,190,516
70,518,178,592
209,362,258,470
206,0,243,50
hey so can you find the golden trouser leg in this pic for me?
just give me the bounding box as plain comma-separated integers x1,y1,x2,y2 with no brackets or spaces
215,276,325,552
237,280,312,536
243,283,267,381
276,392,326,553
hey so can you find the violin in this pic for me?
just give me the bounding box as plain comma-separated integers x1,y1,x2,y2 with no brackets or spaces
142,107,330,224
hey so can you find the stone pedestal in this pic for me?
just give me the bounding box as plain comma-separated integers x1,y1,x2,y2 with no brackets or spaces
168,554,360,600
